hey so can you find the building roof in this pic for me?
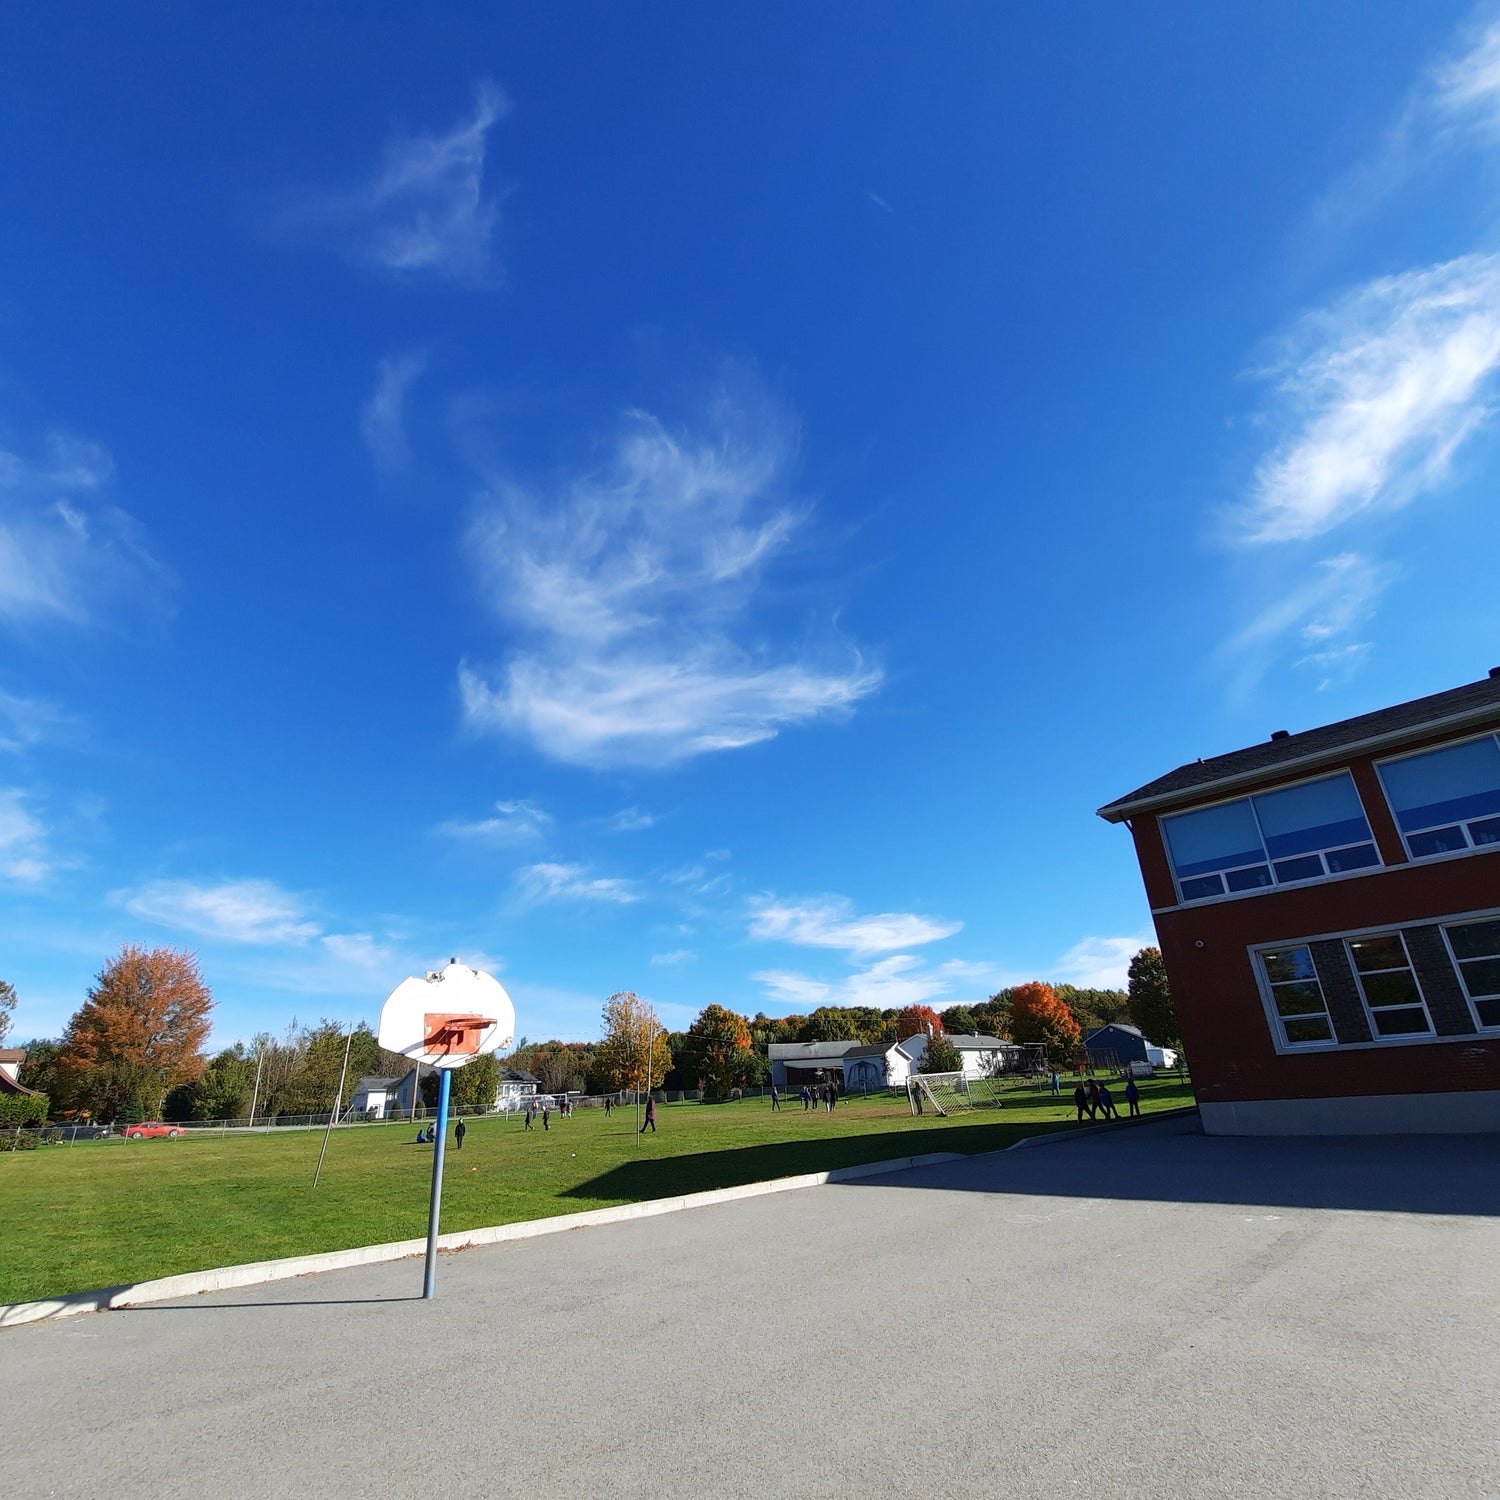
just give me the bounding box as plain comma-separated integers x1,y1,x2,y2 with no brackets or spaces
1085,1024,1143,1042
946,1033,1011,1050
768,1041,868,1062
0,1048,26,1064
1098,671,1500,821
501,1068,541,1086
353,1076,400,1091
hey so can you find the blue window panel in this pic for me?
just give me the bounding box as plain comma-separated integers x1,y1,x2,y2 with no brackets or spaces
1379,737,1500,833
1325,843,1378,872
1179,874,1225,900
1162,799,1264,878
1406,826,1467,858
1225,864,1272,891
1477,996,1500,1028
1273,854,1323,883
1261,947,1318,984
1252,774,1372,860
1471,817,1500,846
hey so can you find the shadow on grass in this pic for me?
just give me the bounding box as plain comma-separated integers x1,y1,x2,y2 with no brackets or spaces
559,1117,1066,1204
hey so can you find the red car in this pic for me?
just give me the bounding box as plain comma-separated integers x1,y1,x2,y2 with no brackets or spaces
123,1122,183,1139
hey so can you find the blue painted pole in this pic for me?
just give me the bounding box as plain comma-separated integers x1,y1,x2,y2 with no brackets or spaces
422,1068,452,1300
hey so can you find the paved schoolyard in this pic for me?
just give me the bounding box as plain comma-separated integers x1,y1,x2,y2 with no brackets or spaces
4,1115,1497,1499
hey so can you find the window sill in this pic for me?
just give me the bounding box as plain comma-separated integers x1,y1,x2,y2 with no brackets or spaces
1268,1028,1491,1058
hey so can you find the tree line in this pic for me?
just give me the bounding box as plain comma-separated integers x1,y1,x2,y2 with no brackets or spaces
2,945,1177,1123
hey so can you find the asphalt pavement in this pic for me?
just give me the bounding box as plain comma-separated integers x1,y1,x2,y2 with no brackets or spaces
4,1114,1498,1499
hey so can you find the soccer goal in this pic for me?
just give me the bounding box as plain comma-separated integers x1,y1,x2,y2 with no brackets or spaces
907,1071,975,1117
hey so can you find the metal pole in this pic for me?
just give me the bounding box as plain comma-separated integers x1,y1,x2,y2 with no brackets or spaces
312,1024,356,1187
247,1050,264,1131
423,1069,453,1300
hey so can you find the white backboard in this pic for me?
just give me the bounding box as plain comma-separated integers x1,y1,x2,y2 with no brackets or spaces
377,960,516,1070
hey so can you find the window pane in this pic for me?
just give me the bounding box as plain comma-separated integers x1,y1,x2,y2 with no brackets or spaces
1446,920,1500,961
1273,982,1326,1016
1225,864,1273,892
1162,799,1264,878
1379,737,1500,833
1253,773,1373,860
1273,854,1324,883
1325,843,1379,872
1471,816,1500,846
1360,970,1423,1009
1261,946,1317,984
1348,935,1408,972
1476,996,1500,1028
1283,1017,1332,1044
1407,826,1468,858
1458,957,1500,997
1371,1007,1432,1037
1179,874,1224,901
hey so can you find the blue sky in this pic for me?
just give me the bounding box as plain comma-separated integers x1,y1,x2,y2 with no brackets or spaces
4,1,1499,1046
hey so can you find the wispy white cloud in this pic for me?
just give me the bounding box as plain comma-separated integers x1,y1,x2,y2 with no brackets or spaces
1050,934,1153,991
650,948,695,967
753,953,959,1012
1238,255,1500,544
866,191,894,214
516,861,639,905
459,392,882,768
747,894,961,958
294,82,508,284
435,798,552,844
361,350,427,477
0,433,167,628
601,806,655,833
0,787,48,884
119,878,322,945
0,688,72,754
666,863,732,897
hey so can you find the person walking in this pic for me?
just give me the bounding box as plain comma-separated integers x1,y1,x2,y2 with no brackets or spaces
1097,1083,1119,1120
641,1094,657,1134
770,1086,781,1111
524,1104,535,1131
604,1096,613,1117
542,1104,551,1132
454,1118,467,1151
1073,1082,1090,1122
1087,1079,1102,1119
1050,1070,1062,1096
1124,1076,1141,1118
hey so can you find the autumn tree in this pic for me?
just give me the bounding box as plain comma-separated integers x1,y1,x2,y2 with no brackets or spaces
684,1003,754,1095
918,1032,963,1074
590,991,672,1092
972,997,1011,1038
58,946,214,1120
1127,947,1179,1045
0,978,15,1045
895,1004,945,1042
1005,982,1082,1055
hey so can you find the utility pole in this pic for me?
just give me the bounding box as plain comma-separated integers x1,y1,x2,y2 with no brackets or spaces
247,1049,264,1130
312,1023,356,1187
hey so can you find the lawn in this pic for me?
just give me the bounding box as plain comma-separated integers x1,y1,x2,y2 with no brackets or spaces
1,1077,1195,1303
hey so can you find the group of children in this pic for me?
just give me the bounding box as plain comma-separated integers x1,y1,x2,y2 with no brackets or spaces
522,1096,573,1131
1071,1075,1141,1122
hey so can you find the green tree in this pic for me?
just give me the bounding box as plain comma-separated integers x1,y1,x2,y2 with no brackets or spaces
0,978,16,1045
12,1038,62,1104
590,992,672,1092
1055,985,1131,1033
192,1046,258,1120
449,1051,501,1110
918,1032,963,1074
972,997,1011,1037
685,1003,754,1095
1127,947,1179,1045
940,1005,977,1035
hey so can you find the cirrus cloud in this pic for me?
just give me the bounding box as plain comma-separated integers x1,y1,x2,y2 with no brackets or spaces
747,894,961,958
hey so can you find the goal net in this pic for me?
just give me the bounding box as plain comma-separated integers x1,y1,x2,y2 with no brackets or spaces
907,1071,977,1117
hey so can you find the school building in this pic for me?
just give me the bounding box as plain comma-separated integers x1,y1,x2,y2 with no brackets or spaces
1098,669,1500,1135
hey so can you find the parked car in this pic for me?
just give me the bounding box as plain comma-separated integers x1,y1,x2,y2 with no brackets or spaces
123,1122,183,1139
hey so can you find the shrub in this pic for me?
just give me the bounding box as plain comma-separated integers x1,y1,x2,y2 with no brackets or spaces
0,1093,48,1127
0,1130,39,1151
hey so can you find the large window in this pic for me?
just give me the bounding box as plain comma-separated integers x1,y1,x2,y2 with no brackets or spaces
1443,918,1500,1030
1256,946,1334,1046
1346,933,1433,1039
1162,772,1379,903
1377,733,1500,859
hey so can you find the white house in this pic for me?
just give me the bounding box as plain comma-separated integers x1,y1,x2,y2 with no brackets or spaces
349,1076,401,1118
771,1033,1027,1092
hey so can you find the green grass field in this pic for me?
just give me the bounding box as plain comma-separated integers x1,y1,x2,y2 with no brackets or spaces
1,1077,1194,1303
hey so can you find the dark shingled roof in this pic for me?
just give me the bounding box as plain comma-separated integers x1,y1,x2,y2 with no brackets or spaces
1098,672,1500,821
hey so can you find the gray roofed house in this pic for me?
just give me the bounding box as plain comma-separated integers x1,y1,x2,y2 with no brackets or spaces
1098,671,1500,821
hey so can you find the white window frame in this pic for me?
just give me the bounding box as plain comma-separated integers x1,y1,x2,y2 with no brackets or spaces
1345,930,1434,1041
1251,944,1336,1050
1161,768,1383,908
1374,729,1500,864
1439,917,1500,1034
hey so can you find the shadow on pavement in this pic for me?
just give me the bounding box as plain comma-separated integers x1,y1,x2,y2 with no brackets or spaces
839,1114,1500,1217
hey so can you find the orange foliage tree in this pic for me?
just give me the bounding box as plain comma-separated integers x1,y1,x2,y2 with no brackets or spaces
58,946,214,1119
895,1004,945,1042
685,1003,754,1095
1005,982,1082,1054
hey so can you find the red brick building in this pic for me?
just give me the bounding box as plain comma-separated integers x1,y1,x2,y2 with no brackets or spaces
1099,671,1500,1134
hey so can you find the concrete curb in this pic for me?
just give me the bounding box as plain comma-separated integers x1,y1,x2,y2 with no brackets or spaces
1005,1105,1201,1151
0,1149,964,1330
